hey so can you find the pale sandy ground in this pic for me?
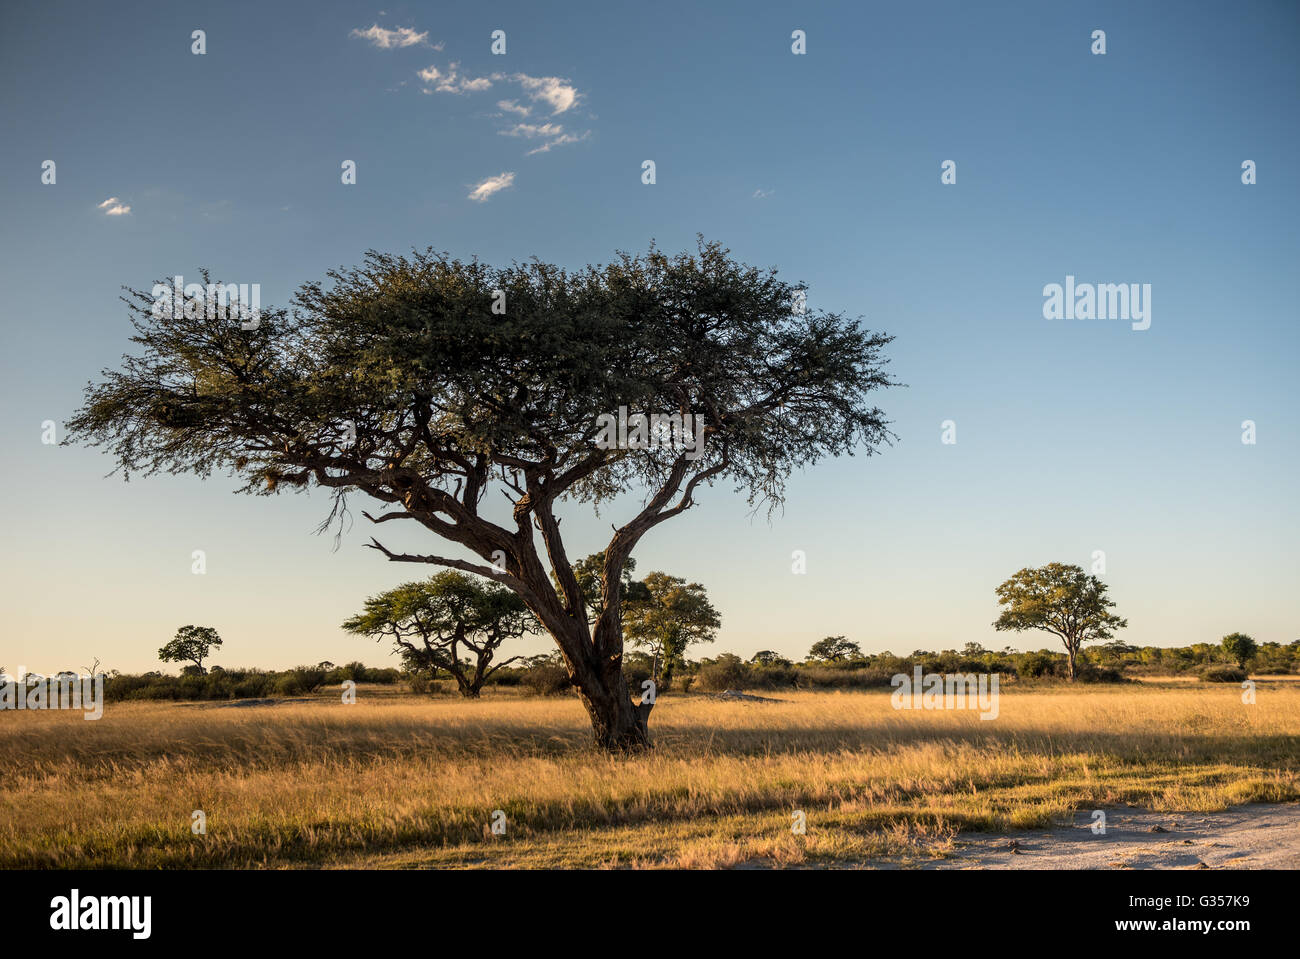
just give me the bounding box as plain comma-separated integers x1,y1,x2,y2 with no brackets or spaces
896,803,1300,869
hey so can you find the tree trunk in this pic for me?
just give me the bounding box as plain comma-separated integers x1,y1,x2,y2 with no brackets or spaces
578,679,652,751
512,548,653,751
449,666,480,698
1066,645,1077,682
551,615,652,751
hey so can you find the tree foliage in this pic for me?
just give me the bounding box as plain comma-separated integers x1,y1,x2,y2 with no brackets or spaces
561,551,650,621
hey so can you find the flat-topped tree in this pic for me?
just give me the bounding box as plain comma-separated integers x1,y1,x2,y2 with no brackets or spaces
159,625,222,674
343,571,537,698
993,563,1128,681
67,239,897,751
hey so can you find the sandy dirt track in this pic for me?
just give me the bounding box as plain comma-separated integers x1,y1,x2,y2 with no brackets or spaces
907,803,1300,869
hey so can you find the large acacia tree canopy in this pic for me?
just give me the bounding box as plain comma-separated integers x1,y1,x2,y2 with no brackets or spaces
70,240,894,498
68,239,897,636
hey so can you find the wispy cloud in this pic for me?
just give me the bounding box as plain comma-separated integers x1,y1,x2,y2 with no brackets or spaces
514,74,580,114
419,64,580,115
752,188,774,199
498,122,588,155
526,131,589,155
97,197,131,216
418,63,590,154
350,24,437,49
500,122,566,140
418,63,495,95
467,172,515,203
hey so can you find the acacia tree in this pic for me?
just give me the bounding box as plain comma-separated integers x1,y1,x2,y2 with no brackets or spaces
66,240,896,750
806,636,861,663
622,572,720,690
993,563,1127,681
342,571,536,697
159,625,222,673
1221,632,1257,669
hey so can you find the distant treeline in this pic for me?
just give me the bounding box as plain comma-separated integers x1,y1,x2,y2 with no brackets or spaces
670,638,1300,692
54,637,1298,703
97,662,402,702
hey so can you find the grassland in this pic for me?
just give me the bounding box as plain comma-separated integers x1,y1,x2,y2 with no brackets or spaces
2,681,1298,868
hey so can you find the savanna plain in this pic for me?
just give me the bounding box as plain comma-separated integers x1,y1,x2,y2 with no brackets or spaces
3,681,1298,869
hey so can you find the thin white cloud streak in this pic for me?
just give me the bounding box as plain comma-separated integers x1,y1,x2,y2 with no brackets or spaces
350,24,434,49
525,132,589,155
467,172,515,202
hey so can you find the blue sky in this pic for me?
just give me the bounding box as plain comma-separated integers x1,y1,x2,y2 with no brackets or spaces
1,0,1297,673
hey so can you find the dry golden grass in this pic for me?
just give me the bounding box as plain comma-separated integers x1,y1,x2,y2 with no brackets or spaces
2,682,1297,868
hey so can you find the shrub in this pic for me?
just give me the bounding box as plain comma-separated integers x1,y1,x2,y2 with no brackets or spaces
487,668,521,686
624,664,653,692
1016,652,1058,678
1200,665,1247,683
231,671,272,698
272,666,327,696
748,665,799,689
796,666,894,689
523,664,571,696
1074,663,1127,684
326,661,366,684
694,654,750,691
326,662,401,685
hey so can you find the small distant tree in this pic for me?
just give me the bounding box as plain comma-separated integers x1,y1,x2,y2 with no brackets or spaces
342,571,538,698
993,563,1126,681
1221,632,1257,669
562,551,651,621
806,635,861,663
622,572,721,690
750,650,792,667
1095,638,1136,667
159,625,222,673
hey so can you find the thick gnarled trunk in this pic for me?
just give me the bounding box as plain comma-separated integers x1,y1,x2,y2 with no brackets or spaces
544,609,652,751
576,661,653,751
